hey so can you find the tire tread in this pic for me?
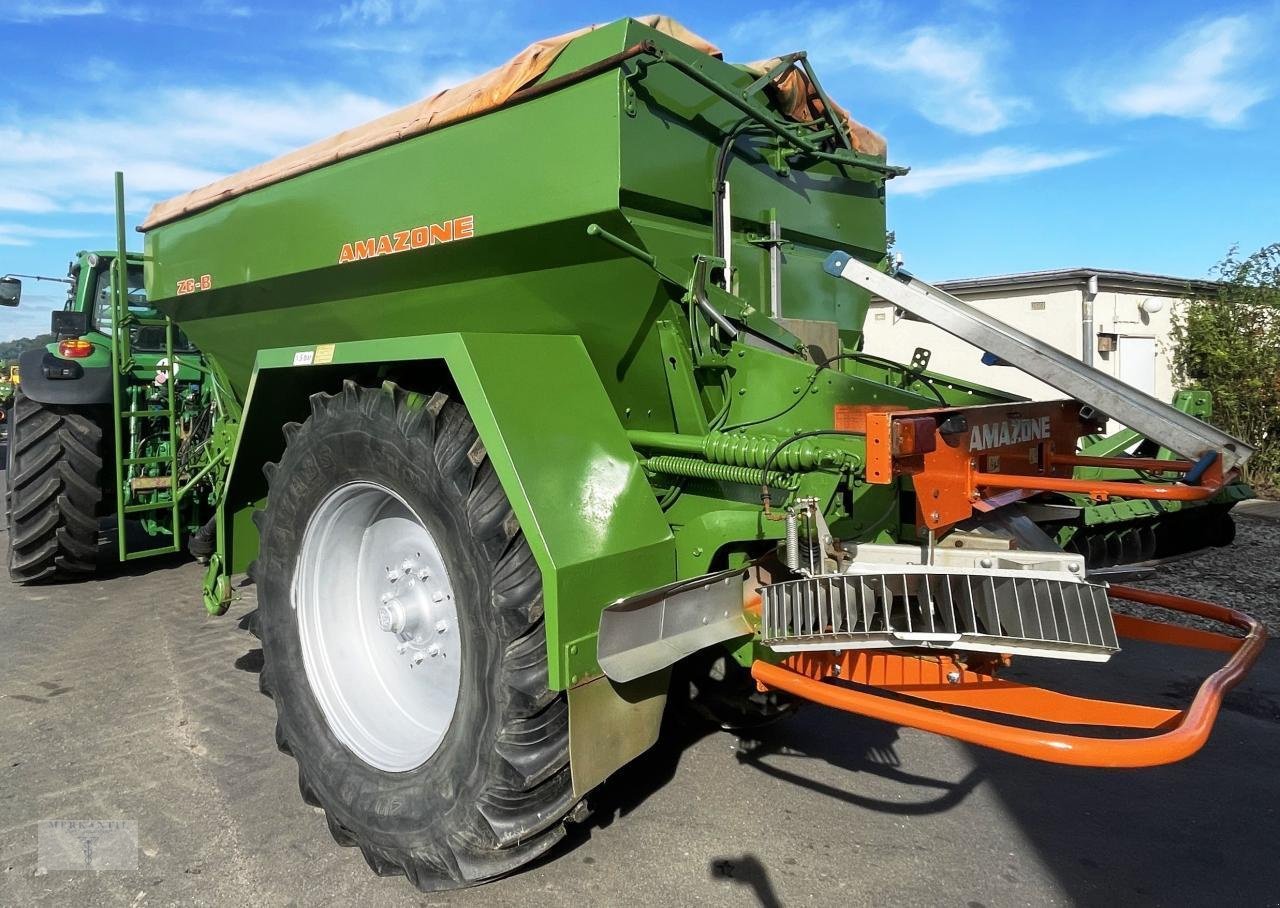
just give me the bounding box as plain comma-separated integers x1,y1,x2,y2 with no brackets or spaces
257,381,580,891
6,391,102,583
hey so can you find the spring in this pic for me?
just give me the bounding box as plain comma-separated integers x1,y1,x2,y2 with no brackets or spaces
642,456,799,489
784,511,800,571
700,431,848,471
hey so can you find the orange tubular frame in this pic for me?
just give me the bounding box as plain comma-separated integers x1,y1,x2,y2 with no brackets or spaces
752,586,1266,768
973,470,1224,502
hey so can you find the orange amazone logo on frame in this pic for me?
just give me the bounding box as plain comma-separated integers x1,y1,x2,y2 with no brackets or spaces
338,215,475,264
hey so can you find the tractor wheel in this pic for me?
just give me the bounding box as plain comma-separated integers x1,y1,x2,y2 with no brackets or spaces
254,380,578,890
6,390,103,582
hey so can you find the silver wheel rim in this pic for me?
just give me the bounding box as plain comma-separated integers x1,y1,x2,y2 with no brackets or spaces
293,481,462,772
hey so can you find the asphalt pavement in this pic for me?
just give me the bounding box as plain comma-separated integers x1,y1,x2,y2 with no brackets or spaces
2,467,1278,907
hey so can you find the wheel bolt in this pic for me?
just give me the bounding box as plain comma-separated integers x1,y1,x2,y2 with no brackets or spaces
427,644,441,658
377,599,407,634
435,619,449,635
410,651,425,666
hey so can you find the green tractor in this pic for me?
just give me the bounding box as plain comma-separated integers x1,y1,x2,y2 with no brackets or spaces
1,17,1266,892
1,251,217,581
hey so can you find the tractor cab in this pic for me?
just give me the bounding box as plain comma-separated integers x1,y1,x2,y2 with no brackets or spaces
65,251,196,356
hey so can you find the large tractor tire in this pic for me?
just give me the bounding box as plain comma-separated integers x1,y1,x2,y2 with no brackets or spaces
5,390,103,582
254,380,578,890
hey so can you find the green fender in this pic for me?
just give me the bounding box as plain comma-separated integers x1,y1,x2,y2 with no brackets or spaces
221,332,677,794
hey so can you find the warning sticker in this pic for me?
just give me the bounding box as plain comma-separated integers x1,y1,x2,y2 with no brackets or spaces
314,343,336,365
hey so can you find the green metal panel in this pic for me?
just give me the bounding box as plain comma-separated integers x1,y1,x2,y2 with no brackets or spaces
226,332,675,689
144,19,893,409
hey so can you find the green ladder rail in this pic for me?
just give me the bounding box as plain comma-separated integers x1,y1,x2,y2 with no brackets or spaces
110,172,182,562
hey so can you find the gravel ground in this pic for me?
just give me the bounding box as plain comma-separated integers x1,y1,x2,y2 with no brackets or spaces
1126,514,1280,635
2,470,1277,905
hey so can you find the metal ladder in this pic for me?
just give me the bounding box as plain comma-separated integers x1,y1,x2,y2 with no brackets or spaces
108,269,183,561
108,224,182,563
824,252,1255,473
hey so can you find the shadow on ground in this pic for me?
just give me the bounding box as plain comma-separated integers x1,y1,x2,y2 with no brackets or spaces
963,638,1280,906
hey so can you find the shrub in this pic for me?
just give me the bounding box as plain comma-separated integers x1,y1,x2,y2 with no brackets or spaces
1171,244,1280,492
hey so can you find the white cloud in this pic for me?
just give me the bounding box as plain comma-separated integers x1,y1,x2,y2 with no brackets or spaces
0,189,58,213
1078,15,1271,126
74,56,125,83
0,1,105,22
0,84,396,217
199,0,251,17
0,223,90,247
308,2,505,100
310,1,509,83
731,7,1028,134
895,146,1106,195
418,69,481,98
849,27,1028,133
327,0,443,26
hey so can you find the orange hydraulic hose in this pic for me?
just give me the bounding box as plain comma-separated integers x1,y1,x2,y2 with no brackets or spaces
752,586,1266,768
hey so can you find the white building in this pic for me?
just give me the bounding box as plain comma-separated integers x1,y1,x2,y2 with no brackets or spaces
861,268,1219,404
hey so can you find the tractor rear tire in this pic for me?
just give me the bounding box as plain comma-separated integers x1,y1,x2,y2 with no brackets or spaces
6,390,103,583
254,380,578,890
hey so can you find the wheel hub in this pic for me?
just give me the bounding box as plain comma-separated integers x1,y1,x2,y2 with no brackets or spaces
293,481,463,772
376,559,453,665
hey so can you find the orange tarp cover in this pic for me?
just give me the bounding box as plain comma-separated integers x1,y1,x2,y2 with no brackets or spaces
141,16,884,230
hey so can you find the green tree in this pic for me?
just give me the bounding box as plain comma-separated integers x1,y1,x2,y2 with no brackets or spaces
0,333,54,363
1171,244,1280,491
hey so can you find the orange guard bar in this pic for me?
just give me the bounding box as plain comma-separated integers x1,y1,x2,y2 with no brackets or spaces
752,586,1266,768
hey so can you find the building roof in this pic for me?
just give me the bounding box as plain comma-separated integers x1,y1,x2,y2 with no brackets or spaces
936,267,1220,298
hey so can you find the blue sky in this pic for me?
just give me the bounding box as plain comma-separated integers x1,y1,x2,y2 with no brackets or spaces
1,0,1276,340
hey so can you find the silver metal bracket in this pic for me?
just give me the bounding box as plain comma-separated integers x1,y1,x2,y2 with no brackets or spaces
597,567,752,683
